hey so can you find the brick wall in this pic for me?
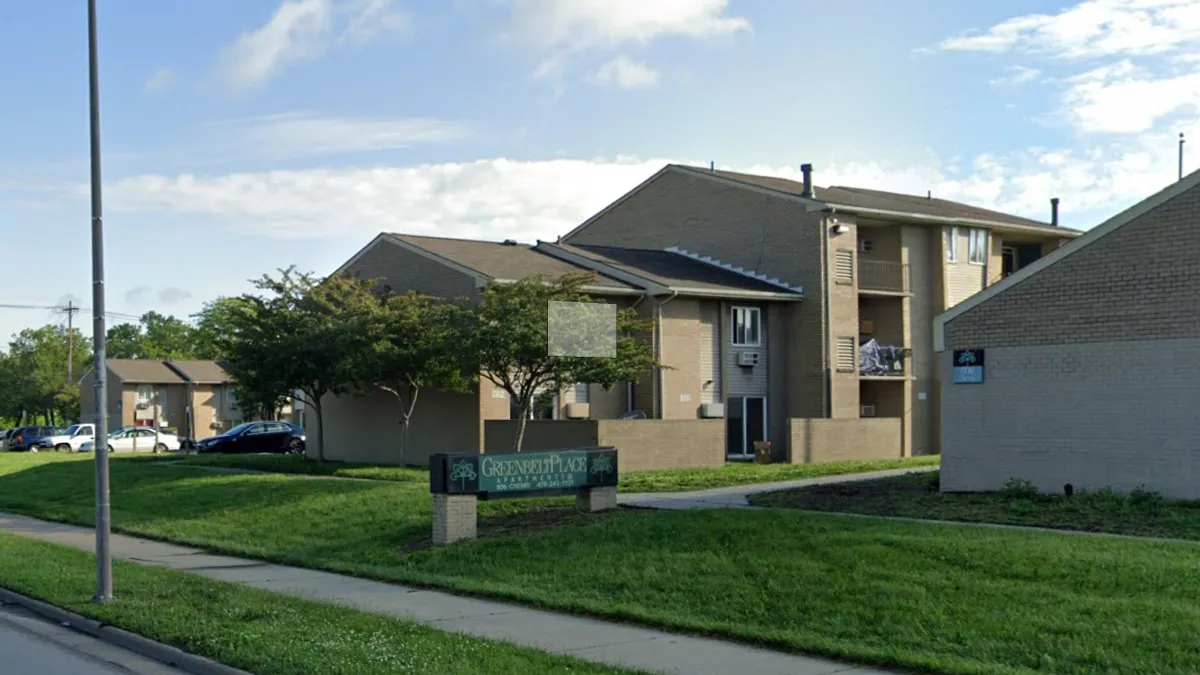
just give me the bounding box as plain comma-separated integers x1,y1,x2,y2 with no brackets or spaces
944,180,1200,350
344,237,480,300
938,342,1200,499
788,418,902,464
484,419,725,472
564,168,829,420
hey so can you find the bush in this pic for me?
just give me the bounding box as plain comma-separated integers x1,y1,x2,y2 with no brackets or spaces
1129,485,1164,511
1001,477,1039,498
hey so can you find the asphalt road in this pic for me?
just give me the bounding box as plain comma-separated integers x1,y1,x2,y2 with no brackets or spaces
0,602,189,675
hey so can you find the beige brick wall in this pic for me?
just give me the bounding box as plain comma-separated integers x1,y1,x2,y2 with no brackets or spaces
938,342,1200,499
788,418,903,464
484,419,725,472
826,218,861,419
564,168,829,420
944,180,1200,350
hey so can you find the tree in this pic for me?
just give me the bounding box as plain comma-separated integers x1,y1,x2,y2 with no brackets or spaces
1,325,90,424
466,273,657,452
224,268,379,461
105,312,197,360
191,297,250,361
361,291,474,460
105,323,145,359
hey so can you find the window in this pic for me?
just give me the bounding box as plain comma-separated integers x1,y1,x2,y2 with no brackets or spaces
572,383,590,404
136,386,154,405
944,227,958,262
732,307,761,346
968,228,988,264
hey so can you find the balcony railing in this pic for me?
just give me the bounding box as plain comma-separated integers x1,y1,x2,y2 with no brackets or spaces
858,260,911,293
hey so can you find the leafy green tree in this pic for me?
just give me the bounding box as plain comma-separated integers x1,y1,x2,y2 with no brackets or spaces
465,273,657,452
106,312,197,359
360,291,475,461
225,268,379,461
191,297,251,361
105,322,145,359
2,325,89,424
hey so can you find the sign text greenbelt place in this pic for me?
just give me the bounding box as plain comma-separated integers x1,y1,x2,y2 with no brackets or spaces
430,448,618,499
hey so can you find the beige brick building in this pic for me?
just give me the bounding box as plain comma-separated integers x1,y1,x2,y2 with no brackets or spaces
935,171,1200,499
324,163,1075,467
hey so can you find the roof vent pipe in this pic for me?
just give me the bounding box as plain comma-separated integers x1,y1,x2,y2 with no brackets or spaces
1050,197,1060,227
800,163,814,198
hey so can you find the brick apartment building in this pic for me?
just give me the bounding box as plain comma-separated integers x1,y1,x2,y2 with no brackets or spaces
936,170,1200,498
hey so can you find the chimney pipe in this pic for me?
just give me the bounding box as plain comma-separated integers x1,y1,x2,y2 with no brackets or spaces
800,163,814,198
1050,197,1059,227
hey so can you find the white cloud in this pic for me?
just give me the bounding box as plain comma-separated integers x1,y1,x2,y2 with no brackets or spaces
1061,60,1200,133
92,136,1192,243
144,67,176,92
210,111,470,158
502,0,748,86
588,57,659,88
504,0,750,50
216,0,410,90
990,65,1041,86
937,0,1200,59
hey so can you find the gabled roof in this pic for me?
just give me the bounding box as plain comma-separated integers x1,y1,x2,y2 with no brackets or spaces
388,234,636,290
686,166,1079,234
540,242,803,297
933,168,1200,351
106,359,187,384
167,360,232,385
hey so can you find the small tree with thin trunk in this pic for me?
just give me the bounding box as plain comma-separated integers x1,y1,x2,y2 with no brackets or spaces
465,273,657,452
362,291,474,461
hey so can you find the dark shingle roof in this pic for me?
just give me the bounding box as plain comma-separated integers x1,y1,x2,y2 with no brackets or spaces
106,360,187,384
690,166,1077,233
389,234,636,289
557,244,799,294
167,360,232,384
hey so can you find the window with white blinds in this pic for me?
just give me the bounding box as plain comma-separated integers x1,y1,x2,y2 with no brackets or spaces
834,249,855,282
836,337,858,372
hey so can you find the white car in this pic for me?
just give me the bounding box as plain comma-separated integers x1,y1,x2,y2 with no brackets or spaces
80,427,182,453
40,423,96,452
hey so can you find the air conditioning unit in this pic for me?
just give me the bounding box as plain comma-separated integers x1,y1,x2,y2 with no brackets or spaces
860,239,874,253
700,402,725,419
861,404,877,418
565,403,590,419
736,351,760,367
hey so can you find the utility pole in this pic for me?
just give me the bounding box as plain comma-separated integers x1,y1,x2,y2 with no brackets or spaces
64,301,80,386
88,0,114,604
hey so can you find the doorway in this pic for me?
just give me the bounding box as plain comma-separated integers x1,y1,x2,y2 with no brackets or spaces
726,396,767,458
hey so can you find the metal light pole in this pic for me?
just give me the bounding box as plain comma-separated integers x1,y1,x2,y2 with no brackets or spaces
88,0,114,603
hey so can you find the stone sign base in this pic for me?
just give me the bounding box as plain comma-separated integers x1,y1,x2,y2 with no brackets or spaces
431,485,619,546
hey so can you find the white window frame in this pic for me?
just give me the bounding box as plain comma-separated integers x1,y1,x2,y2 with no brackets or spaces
967,228,988,265
731,307,761,347
944,227,958,262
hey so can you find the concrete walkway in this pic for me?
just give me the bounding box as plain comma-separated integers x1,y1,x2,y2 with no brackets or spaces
0,513,895,675
618,466,939,510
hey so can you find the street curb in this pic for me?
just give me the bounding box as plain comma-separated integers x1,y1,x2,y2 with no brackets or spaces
0,587,254,675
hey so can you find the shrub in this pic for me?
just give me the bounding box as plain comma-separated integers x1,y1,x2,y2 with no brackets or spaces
1001,477,1039,498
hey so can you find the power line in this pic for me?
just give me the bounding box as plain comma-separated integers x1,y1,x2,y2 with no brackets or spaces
0,302,141,321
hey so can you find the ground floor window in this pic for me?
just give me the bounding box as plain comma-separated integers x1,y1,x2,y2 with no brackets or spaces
726,396,767,457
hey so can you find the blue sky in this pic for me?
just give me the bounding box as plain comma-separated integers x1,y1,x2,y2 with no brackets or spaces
1,0,1197,342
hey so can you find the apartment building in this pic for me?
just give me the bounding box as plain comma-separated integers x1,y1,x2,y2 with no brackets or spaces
559,163,1080,458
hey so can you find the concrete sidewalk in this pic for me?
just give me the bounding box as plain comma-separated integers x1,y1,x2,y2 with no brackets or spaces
619,466,938,510
0,512,895,675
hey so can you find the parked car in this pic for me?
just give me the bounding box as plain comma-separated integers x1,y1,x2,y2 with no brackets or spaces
196,421,306,454
79,427,182,453
6,426,61,452
37,423,96,452
0,429,8,451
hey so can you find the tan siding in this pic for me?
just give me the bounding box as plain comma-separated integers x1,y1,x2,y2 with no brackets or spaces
698,302,720,404
724,303,768,397
659,299,704,418
345,237,480,299
945,261,986,306
826,219,860,418
565,168,828,418
902,225,936,455
945,179,1200,350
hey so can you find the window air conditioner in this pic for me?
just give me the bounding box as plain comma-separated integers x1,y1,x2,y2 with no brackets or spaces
700,402,725,418
736,351,760,367
860,239,874,253
565,403,590,419
860,404,877,418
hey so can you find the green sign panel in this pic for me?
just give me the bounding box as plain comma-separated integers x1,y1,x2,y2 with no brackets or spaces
431,447,618,499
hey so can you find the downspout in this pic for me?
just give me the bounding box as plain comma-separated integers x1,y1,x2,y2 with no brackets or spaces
654,291,679,419
821,212,833,418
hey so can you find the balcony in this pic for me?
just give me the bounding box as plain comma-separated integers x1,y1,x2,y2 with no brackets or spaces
858,260,911,294
859,339,910,378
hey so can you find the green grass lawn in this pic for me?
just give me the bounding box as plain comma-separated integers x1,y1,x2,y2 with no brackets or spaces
1,454,1199,674
750,470,1200,541
158,451,939,493
0,531,640,675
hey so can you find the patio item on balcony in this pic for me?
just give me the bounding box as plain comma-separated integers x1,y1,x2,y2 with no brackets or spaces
859,338,908,376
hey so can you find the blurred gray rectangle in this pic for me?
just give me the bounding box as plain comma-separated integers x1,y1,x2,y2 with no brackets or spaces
548,301,617,358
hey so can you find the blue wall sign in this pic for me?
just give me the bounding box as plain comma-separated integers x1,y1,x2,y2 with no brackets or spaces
952,349,985,384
